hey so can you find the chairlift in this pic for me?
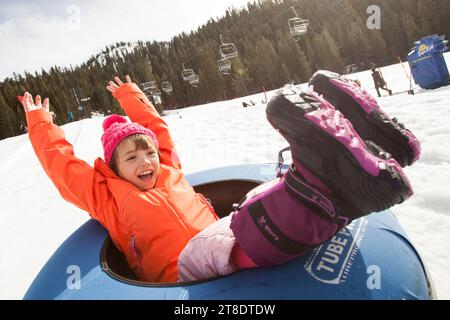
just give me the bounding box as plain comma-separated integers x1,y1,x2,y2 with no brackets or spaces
181,63,196,82
217,58,232,74
162,81,173,94
288,7,309,37
189,75,200,87
219,34,238,60
141,81,158,91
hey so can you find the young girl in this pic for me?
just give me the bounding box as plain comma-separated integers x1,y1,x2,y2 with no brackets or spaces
21,73,419,284
21,76,223,283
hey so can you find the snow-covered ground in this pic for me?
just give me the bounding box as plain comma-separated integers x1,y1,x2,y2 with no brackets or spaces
1,53,449,299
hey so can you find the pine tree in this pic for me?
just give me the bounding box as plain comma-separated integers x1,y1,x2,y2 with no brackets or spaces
0,93,16,140
277,35,312,82
231,58,251,97
313,30,346,73
197,48,226,102
400,12,421,48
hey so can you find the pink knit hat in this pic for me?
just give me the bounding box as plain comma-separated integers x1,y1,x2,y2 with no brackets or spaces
101,114,159,165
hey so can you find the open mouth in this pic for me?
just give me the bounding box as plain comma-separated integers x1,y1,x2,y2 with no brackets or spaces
138,170,153,181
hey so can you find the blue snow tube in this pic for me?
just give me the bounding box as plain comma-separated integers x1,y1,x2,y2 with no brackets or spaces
23,163,435,300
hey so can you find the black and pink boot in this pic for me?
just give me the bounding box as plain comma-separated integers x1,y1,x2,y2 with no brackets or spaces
266,86,413,220
309,70,421,167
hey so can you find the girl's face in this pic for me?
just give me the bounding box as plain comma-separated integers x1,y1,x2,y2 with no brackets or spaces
114,138,160,191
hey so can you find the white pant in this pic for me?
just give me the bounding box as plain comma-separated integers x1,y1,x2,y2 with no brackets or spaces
177,214,238,282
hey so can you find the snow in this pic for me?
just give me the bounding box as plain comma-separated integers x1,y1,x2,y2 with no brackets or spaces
1,53,449,299
94,43,139,67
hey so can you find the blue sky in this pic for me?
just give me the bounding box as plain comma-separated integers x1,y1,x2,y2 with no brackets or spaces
0,0,251,80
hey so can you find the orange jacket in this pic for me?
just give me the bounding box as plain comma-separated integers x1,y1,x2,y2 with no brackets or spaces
26,84,218,283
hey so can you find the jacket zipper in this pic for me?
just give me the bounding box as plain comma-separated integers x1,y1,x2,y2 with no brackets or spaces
130,234,144,279
197,193,219,219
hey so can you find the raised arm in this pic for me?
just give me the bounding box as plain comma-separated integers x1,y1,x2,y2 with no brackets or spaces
107,76,181,170
20,92,114,227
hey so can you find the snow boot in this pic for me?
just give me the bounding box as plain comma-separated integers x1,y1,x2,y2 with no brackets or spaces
309,70,421,167
229,169,343,267
265,86,413,219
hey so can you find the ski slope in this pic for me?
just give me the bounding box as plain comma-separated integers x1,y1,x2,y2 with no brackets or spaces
0,53,449,299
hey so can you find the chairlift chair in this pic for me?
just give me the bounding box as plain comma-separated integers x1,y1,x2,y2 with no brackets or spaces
189,75,200,87
289,18,309,36
181,63,196,82
141,82,151,91
162,81,173,94
217,58,232,74
149,81,158,90
288,7,309,37
219,34,238,60
141,81,158,91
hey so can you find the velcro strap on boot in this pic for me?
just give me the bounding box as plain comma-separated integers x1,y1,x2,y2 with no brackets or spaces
284,164,342,223
248,201,316,255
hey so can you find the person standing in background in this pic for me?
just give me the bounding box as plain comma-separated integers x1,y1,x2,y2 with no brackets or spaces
371,65,393,97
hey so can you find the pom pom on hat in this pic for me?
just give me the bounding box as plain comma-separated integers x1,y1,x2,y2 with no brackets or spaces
101,114,159,165
103,114,127,131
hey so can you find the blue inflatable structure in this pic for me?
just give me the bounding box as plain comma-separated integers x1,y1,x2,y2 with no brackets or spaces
408,34,449,90
24,163,435,300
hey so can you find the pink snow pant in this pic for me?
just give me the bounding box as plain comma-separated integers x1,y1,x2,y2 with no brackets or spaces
177,180,283,282
178,216,237,282
177,214,257,282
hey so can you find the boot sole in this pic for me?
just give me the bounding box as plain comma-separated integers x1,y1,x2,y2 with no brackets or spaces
309,71,420,167
266,87,412,219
